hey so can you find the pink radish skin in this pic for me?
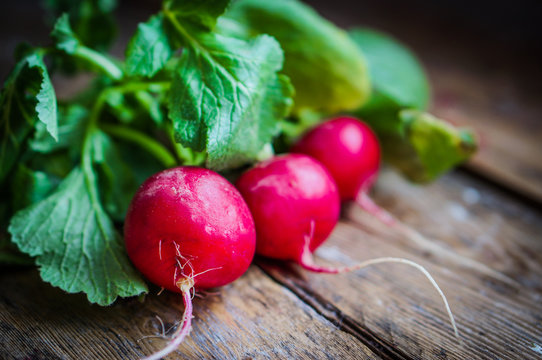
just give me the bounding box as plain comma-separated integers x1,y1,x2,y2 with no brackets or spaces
124,166,256,360
236,154,458,337
292,116,395,225
236,154,340,264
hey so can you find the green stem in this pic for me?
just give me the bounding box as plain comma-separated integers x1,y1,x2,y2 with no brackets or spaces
79,80,173,205
100,123,177,168
74,46,123,80
166,123,205,166
112,81,171,94
163,9,203,52
81,91,109,214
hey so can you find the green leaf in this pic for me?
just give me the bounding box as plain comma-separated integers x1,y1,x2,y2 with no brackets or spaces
165,0,230,30
0,51,58,184
125,14,175,77
366,109,477,182
349,28,430,112
8,167,147,305
44,0,118,51
168,31,293,170
226,0,370,115
30,104,87,154
51,14,123,80
27,54,58,140
51,13,80,53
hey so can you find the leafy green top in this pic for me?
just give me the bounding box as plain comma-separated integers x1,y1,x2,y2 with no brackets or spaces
126,1,293,169
0,0,476,305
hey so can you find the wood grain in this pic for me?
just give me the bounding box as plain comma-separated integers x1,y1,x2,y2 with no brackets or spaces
260,220,542,360
428,65,542,203
358,168,542,292
0,266,377,360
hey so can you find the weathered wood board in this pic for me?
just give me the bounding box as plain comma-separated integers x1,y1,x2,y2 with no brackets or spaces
429,65,542,204
0,267,376,359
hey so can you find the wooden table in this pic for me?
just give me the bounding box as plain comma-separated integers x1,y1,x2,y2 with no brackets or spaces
1,1,541,359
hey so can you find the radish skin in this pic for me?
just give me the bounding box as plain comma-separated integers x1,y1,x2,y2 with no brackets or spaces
125,166,256,359
292,116,395,225
236,154,340,262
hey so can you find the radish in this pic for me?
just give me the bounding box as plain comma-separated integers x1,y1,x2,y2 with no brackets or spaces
124,166,256,360
292,116,395,224
236,154,341,262
236,154,458,336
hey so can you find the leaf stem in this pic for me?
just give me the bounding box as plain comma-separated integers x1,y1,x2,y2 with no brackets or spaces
100,123,177,168
163,9,202,52
81,90,109,214
79,79,174,207
166,123,205,166
111,81,171,94
74,46,124,81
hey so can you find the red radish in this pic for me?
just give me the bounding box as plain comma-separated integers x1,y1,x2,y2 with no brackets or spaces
124,166,256,360
292,116,394,224
236,154,340,263
236,154,458,336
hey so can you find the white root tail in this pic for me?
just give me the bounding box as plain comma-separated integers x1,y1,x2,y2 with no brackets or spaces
142,289,194,360
300,221,459,338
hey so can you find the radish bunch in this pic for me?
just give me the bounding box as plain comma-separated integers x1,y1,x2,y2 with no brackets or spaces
124,117,457,360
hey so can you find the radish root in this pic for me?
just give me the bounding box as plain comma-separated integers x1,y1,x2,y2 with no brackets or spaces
299,222,459,338
355,191,395,226
142,287,194,360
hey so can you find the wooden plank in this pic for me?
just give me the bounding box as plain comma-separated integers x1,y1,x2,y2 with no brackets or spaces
259,220,542,360
428,65,542,203
354,168,542,292
0,266,377,360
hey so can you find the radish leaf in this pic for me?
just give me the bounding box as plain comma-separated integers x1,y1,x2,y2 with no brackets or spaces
125,14,174,77
8,167,148,306
0,51,58,184
168,32,292,170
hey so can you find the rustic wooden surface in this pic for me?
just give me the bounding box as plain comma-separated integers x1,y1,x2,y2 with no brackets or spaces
2,1,542,359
